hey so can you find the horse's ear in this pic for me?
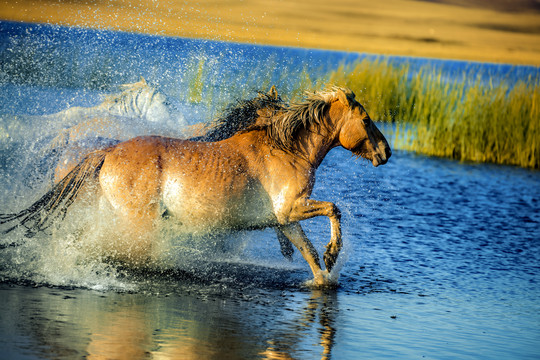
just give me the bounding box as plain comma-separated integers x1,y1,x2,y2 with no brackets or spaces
268,85,278,100
336,88,355,106
139,76,147,85
336,89,349,106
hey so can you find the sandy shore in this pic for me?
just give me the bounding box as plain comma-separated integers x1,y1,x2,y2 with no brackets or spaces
1,0,539,65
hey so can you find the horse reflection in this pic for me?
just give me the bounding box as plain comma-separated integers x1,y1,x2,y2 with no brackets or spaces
5,286,339,360
261,291,338,360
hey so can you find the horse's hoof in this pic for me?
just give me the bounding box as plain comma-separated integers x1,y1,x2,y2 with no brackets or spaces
304,270,339,290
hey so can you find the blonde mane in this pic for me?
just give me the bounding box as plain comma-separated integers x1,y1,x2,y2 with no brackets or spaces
264,87,356,153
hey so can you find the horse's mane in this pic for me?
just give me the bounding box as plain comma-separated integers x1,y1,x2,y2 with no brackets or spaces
264,87,355,153
190,89,284,142
191,86,355,153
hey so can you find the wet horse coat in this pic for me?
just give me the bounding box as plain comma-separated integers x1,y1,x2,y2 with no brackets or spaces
1,87,391,287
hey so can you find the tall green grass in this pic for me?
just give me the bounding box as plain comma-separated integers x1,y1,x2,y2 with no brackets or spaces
328,59,540,169
181,55,328,117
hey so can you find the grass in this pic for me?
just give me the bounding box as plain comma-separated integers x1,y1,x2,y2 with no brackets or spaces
180,54,329,116
327,59,540,169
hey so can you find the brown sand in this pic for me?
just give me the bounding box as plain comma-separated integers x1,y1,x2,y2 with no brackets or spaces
1,0,539,65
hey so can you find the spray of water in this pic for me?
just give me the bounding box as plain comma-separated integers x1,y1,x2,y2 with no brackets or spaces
0,22,345,290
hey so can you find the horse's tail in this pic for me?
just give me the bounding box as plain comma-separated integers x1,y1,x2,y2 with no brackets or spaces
0,150,109,238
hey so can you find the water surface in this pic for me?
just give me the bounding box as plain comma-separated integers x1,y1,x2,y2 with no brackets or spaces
1,147,538,359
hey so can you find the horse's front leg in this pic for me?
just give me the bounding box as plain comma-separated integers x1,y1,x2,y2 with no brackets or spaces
275,228,294,260
289,199,342,272
277,222,330,287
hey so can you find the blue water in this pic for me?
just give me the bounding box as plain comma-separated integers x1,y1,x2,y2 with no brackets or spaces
1,21,538,96
0,22,539,359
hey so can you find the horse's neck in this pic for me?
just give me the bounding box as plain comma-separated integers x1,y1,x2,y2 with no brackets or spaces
301,103,349,168
296,128,339,169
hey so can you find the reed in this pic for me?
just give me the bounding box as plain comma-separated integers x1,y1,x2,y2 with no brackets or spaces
327,59,540,169
181,55,328,119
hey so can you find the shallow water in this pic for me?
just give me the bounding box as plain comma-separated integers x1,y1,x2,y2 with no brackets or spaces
1,21,539,359
1,147,539,359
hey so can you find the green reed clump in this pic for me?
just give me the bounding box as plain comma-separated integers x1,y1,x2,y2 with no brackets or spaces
186,58,205,104
328,59,539,169
180,54,329,119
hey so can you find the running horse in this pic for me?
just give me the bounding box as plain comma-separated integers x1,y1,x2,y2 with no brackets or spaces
1,87,391,287
43,77,187,182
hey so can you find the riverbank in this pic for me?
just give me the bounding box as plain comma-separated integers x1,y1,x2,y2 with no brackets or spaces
1,0,540,65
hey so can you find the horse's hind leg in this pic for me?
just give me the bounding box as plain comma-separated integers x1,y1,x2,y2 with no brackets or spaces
96,201,161,265
277,223,332,287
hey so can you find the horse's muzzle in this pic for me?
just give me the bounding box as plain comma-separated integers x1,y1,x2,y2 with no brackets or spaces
372,146,392,167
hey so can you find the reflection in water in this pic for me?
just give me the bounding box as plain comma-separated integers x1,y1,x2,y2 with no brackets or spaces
261,291,337,360
1,284,338,360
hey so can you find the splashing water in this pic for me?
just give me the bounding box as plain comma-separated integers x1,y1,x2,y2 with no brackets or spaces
0,83,302,291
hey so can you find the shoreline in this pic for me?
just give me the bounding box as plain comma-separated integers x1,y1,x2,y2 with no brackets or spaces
1,0,539,66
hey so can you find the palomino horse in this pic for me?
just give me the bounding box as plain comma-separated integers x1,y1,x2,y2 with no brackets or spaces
43,77,187,181
0,87,391,287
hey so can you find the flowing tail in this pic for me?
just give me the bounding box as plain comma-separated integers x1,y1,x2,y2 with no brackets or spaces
0,150,109,238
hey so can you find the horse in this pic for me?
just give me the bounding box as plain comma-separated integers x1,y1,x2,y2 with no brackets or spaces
0,87,391,287
41,77,189,182
47,77,184,131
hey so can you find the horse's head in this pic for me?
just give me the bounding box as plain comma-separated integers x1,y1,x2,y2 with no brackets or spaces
335,88,391,167
109,77,172,124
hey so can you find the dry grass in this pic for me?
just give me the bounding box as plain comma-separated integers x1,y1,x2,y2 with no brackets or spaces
1,0,540,65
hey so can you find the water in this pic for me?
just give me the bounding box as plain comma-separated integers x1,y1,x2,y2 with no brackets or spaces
1,22,539,359
1,149,538,359
1,21,537,97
